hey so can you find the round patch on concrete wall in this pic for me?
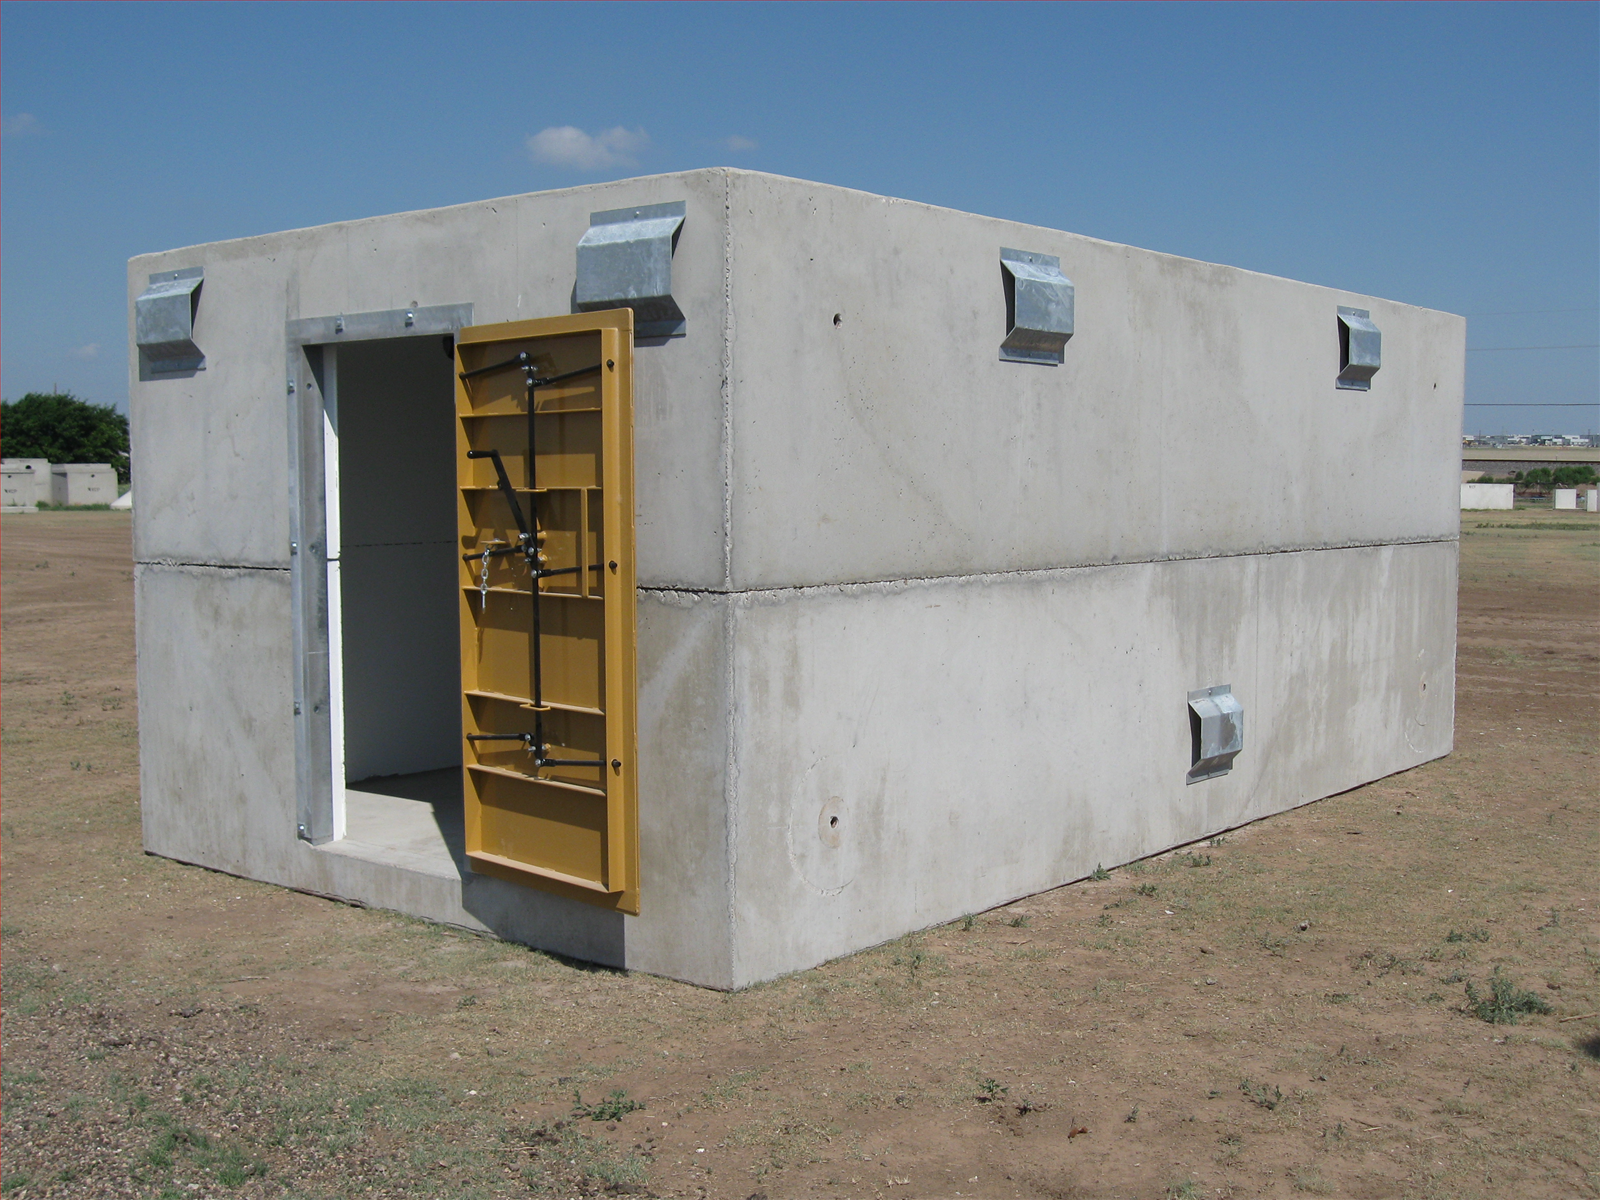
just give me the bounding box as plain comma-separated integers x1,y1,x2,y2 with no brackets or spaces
786,773,853,895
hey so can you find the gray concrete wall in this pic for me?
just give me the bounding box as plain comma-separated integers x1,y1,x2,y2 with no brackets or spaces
722,172,1463,589
128,171,733,584
130,171,745,986
130,168,1462,989
706,172,1460,983
136,564,298,878
722,541,1454,985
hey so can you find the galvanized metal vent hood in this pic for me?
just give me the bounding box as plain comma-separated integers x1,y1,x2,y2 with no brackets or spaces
135,267,205,373
1336,306,1381,390
1188,684,1243,783
1000,248,1074,365
574,201,686,338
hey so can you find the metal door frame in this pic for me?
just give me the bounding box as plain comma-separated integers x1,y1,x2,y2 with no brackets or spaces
285,303,473,845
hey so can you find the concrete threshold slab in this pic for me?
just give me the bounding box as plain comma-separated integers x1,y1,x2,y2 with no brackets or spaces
315,767,464,881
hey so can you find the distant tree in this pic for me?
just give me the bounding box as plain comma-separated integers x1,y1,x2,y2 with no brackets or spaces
1551,464,1598,488
0,392,129,483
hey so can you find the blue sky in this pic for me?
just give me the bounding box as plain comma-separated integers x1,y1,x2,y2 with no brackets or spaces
2,1,1595,434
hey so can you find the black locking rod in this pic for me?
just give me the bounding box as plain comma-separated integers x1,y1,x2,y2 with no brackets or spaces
462,543,525,564
459,350,531,382
460,352,602,387
465,448,530,542
466,731,603,769
531,362,604,388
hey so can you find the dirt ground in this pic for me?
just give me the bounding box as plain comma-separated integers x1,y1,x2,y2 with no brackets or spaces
2,510,1596,1200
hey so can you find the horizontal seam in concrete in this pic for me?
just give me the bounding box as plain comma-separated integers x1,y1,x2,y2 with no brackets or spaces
336,540,453,550
638,534,1459,600
135,559,291,572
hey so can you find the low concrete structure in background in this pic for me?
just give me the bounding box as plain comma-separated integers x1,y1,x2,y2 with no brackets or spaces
1461,482,1515,511
128,169,1464,989
1,458,50,510
1587,488,1599,513
49,463,117,507
111,490,133,511
1554,489,1578,511
2,468,38,512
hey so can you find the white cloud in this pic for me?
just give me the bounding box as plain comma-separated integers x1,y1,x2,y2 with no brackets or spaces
526,125,648,170
69,343,99,360
722,135,758,153
2,113,41,137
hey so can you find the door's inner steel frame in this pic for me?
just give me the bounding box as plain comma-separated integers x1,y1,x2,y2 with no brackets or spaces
457,353,607,772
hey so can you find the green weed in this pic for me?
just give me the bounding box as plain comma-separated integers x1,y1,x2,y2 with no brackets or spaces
1291,1165,1334,1194
976,1078,1008,1103
1258,932,1290,956
893,948,930,979
1463,968,1554,1025
519,1120,649,1191
1089,864,1111,882
571,1088,644,1123
1240,1079,1283,1110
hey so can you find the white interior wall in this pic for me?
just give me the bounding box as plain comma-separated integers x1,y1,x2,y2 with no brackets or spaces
323,346,346,838
333,335,461,782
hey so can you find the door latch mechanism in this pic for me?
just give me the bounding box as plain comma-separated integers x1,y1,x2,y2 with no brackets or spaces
461,357,609,774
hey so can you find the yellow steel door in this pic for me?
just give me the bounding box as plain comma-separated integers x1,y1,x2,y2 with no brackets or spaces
455,310,638,913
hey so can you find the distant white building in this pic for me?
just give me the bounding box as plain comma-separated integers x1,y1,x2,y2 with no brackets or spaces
1,458,50,511
1461,483,1514,511
49,463,117,507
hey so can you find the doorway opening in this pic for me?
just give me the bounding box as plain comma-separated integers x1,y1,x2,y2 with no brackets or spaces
322,333,463,876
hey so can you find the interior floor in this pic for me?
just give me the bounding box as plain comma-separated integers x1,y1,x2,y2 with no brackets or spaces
316,768,464,880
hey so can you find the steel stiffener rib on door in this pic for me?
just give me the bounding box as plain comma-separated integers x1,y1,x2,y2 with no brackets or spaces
455,310,639,914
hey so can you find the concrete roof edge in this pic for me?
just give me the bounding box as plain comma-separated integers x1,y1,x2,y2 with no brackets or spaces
714,168,1466,322
127,164,1463,322
126,167,737,269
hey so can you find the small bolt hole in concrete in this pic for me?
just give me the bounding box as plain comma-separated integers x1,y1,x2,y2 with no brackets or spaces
819,798,845,848
833,313,842,326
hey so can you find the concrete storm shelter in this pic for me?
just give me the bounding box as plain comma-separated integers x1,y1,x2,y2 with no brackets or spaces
128,169,1463,989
